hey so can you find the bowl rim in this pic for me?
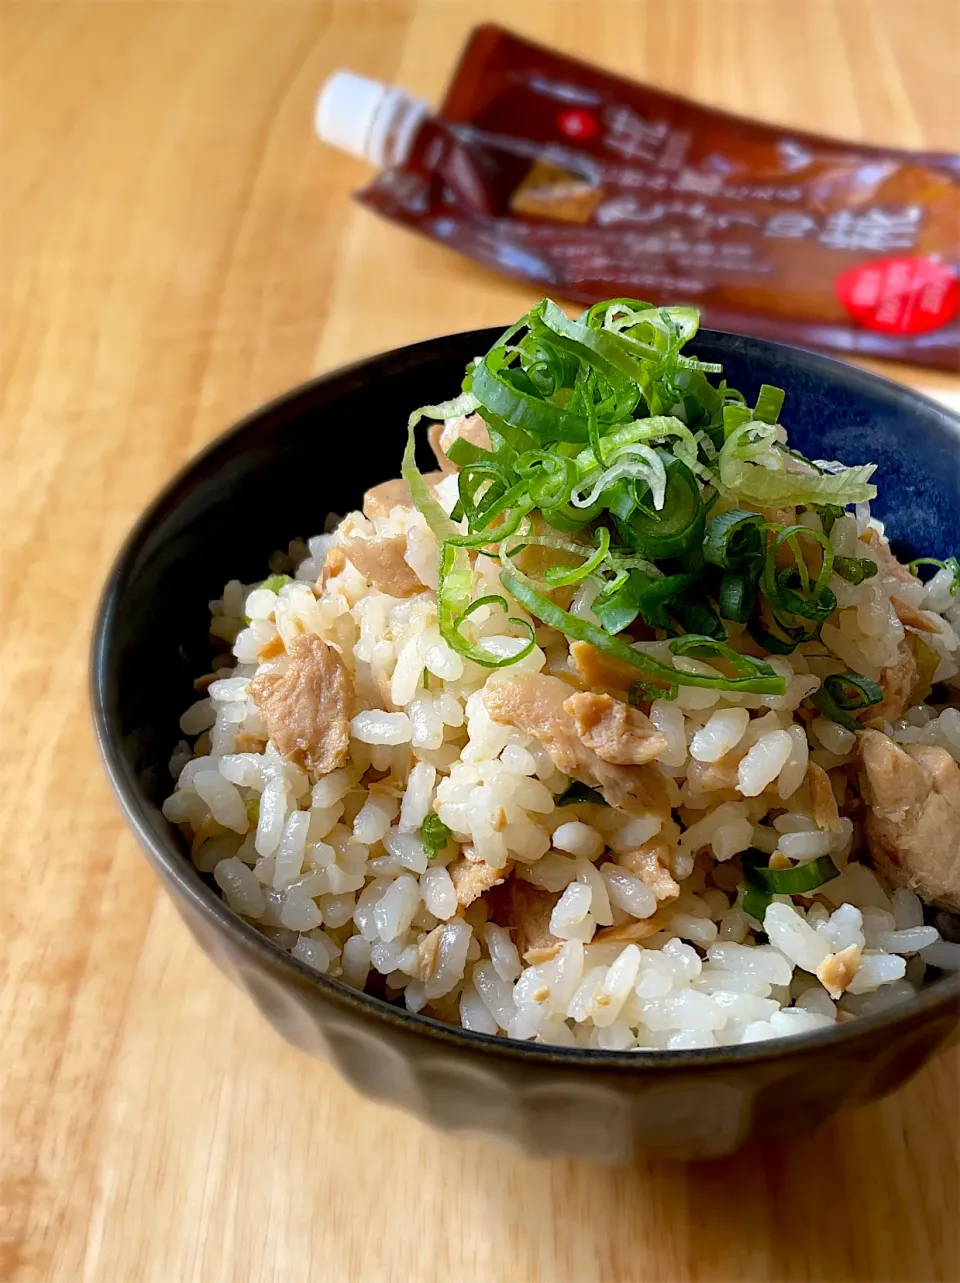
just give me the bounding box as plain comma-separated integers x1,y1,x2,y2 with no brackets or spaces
90,324,960,1072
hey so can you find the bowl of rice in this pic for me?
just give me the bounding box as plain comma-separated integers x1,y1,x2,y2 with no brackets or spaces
92,301,960,1160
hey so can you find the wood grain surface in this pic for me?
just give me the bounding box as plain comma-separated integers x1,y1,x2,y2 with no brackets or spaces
2,3,959,1280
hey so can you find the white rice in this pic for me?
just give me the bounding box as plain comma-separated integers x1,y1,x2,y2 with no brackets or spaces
162,497,960,1052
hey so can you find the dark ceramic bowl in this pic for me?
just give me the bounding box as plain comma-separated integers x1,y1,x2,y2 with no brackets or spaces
92,328,960,1161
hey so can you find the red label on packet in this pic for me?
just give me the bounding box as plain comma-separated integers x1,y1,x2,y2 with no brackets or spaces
835,256,960,335
557,109,598,141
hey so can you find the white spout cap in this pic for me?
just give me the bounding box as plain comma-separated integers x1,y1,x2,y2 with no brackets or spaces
315,70,428,167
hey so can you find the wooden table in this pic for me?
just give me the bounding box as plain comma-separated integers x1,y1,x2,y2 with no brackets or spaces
3,3,958,1280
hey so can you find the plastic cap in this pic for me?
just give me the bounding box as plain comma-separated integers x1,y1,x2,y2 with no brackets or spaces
315,70,427,167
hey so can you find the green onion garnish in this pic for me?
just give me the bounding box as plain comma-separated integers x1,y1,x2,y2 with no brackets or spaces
613,455,705,560
500,565,785,696
445,436,495,468
754,526,837,648
555,782,608,807
718,570,758,623
833,557,879,585
810,671,884,731
741,849,840,921
543,527,610,587
908,556,960,596
752,384,785,425
593,570,697,637
719,422,876,509
812,503,846,537
419,812,452,859
742,884,774,924
702,509,766,569
393,296,915,692
244,573,293,622
744,852,841,895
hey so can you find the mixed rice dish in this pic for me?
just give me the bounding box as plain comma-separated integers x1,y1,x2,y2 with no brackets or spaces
164,299,960,1051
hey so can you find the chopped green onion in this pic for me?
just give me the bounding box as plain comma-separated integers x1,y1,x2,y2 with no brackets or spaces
908,556,960,596
617,455,704,560
720,422,877,508
747,613,820,656
813,503,846,537
768,569,838,623
516,450,579,513
402,414,461,545
593,569,705,637
635,573,700,631
671,596,726,639
572,416,699,474
667,634,778,682
718,570,759,623
702,509,766,569
419,812,452,859
833,557,879,585
535,299,652,399
722,402,753,438
404,418,535,669
741,850,841,920
743,851,840,895
244,573,293,622
572,445,667,512
479,409,535,458
446,437,495,468
447,592,537,670
395,297,902,691
810,670,884,731
543,527,611,586
593,570,648,635
584,376,606,468
752,384,785,425
406,391,480,435
761,527,836,626
472,334,591,444
555,782,608,807
742,884,773,923
501,565,785,695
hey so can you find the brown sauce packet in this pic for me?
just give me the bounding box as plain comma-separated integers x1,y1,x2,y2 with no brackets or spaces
320,25,960,369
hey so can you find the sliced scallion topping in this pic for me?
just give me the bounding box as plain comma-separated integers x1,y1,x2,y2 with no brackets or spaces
419,812,452,859
702,509,766,569
741,850,840,921
555,781,608,807
445,436,496,468
447,590,537,670
833,556,879,585
813,503,846,537
543,527,611,587
501,564,785,696
718,570,759,623
616,455,704,560
742,884,774,924
719,422,876,509
752,384,785,425
908,556,960,595
761,526,836,629
395,296,936,692
810,671,884,731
